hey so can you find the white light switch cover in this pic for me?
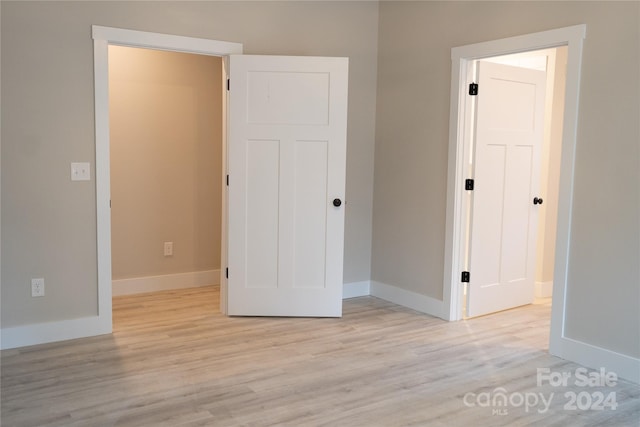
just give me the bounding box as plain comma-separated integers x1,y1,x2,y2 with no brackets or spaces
71,162,91,181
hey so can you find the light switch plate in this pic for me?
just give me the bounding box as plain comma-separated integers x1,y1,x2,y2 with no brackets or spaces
71,162,91,181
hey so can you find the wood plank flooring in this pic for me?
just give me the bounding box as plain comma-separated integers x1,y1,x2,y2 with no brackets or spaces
2,286,639,426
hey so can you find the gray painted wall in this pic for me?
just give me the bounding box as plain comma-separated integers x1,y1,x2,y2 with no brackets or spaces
1,1,638,360
372,1,639,357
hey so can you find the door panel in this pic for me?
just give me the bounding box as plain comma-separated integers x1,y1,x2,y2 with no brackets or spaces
467,61,546,318
227,55,348,317
245,139,280,289
502,145,534,281
247,71,330,125
293,140,329,289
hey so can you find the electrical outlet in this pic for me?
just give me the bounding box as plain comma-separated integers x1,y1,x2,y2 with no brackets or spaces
164,242,173,257
31,278,45,297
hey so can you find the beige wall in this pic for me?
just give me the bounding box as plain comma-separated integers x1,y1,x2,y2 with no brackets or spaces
373,1,639,357
0,1,378,327
109,46,221,281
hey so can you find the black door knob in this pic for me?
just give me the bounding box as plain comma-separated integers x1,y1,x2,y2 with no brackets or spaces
533,197,544,205
333,198,342,207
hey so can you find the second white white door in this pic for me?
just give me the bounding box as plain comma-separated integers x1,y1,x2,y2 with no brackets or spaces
227,55,348,317
467,61,546,318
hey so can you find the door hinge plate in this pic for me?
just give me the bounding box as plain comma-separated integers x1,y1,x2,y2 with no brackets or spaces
465,179,474,191
469,83,478,96
225,268,228,279
461,271,470,283
227,79,230,91
226,174,229,186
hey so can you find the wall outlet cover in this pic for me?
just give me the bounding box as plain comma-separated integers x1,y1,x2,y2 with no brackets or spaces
164,241,173,256
31,278,45,297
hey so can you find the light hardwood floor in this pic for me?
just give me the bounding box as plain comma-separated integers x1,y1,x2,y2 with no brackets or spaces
2,286,639,426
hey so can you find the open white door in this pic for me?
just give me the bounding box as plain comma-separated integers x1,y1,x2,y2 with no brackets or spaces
227,55,348,317
466,61,546,318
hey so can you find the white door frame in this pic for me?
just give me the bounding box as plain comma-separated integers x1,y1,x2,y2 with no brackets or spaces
442,25,586,353
92,26,243,333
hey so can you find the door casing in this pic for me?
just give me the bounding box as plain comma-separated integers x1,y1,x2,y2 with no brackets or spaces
92,26,243,333
442,25,586,359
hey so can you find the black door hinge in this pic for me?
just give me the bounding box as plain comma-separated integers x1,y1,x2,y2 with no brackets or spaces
465,179,474,191
225,268,228,279
226,174,229,186
461,271,470,283
469,83,478,96
227,79,230,91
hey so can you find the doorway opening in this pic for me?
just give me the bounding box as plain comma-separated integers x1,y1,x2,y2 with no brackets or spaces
442,25,587,361
108,46,224,303
92,26,243,333
460,46,568,319
94,26,349,327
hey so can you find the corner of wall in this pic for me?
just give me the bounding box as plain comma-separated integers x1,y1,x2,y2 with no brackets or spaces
370,281,444,319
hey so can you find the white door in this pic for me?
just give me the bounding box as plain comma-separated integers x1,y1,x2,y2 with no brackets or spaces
227,55,348,317
466,61,546,318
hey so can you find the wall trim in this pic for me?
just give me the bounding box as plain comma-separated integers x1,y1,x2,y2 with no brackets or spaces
535,281,553,298
370,281,444,319
1,316,110,350
343,280,370,299
112,270,220,296
553,336,640,384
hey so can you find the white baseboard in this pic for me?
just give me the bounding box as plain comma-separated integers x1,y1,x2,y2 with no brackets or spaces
112,270,220,296
1,315,111,350
370,280,444,319
552,336,640,385
535,281,553,298
5,278,637,385
343,280,370,298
